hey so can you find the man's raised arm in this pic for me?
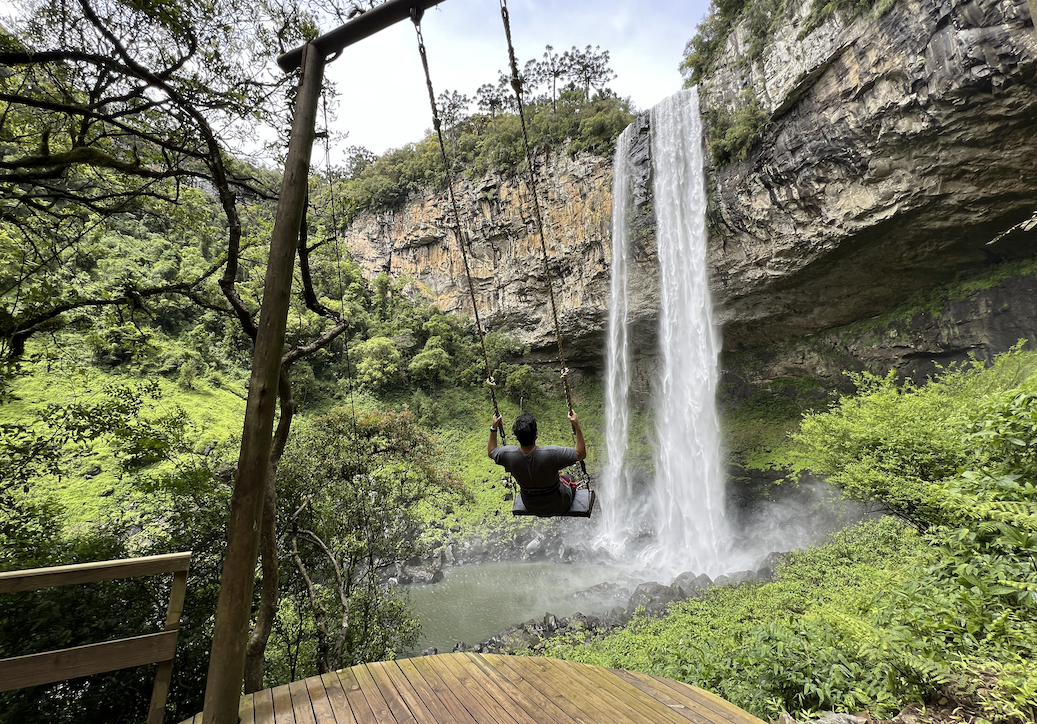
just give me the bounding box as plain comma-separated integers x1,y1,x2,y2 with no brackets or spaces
488,413,503,458
568,410,587,461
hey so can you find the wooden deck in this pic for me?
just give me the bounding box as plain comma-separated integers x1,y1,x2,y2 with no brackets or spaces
182,653,765,724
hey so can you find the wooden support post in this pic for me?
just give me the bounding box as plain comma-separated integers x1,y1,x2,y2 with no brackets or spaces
148,566,189,724
1029,0,1037,33
201,42,325,724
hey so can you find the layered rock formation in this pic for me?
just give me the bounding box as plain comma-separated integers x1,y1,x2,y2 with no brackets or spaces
341,0,1037,371
705,0,1037,349
342,153,614,366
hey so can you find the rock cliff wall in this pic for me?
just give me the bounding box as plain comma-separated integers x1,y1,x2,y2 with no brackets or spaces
705,0,1037,350
342,152,615,367
341,0,1037,376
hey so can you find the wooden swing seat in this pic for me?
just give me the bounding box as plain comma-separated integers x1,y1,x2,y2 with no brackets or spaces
512,488,596,518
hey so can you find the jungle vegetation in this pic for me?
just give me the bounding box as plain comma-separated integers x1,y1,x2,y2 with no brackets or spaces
3,1,1036,723
0,0,619,719
548,349,1037,723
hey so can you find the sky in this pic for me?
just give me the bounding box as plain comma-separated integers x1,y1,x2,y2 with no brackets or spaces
320,0,712,157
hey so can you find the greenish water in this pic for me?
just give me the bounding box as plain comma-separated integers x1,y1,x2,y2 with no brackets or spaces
404,562,634,655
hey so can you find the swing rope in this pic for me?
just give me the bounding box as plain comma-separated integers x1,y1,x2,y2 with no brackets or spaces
499,0,588,486
498,0,574,419
411,7,506,443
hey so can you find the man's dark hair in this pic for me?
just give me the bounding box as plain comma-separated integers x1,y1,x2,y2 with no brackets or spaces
512,412,537,446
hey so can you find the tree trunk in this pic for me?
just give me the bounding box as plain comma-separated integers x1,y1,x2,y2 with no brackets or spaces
243,368,296,693
201,43,324,724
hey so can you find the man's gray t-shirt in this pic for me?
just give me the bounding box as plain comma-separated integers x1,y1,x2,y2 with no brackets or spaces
491,444,579,491
491,444,579,516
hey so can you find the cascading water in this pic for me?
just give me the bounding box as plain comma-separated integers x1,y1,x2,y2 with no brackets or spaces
599,87,729,577
597,123,635,543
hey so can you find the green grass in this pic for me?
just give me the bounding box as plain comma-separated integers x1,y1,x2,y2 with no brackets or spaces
2,349,246,529
721,376,832,474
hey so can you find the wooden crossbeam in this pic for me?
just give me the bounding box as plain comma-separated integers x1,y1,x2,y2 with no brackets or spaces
0,630,179,691
0,551,192,593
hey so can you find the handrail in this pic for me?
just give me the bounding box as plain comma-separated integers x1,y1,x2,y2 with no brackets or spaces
0,551,191,593
0,551,192,724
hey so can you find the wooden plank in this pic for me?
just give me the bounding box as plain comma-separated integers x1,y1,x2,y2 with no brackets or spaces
647,675,766,724
320,672,359,724
238,692,258,724
437,651,543,721
364,662,424,724
149,658,177,724
609,670,720,724
538,658,689,724
337,666,380,724
0,552,192,593
466,654,583,724
419,655,523,724
352,663,409,724
613,670,764,724
271,683,298,724
304,675,336,722
148,566,190,724
254,686,276,724
371,660,441,724
0,630,178,691
398,656,481,724
494,655,640,724
448,654,558,724
290,678,318,724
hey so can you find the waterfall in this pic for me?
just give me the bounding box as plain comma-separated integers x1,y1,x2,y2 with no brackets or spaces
598,122,635,542
599,87,729,577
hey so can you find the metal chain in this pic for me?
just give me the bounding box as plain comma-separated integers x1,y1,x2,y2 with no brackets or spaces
412,10,506,442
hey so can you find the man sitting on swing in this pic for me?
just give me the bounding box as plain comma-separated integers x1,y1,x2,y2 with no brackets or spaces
488,410,586,517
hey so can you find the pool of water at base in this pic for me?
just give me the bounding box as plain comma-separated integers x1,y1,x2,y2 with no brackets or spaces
402,562,634,656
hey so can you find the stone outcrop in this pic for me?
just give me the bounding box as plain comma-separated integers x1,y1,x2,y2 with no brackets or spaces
342,152,615,366
342,0,1037,368
704,0,1037,349
723,270,1037,392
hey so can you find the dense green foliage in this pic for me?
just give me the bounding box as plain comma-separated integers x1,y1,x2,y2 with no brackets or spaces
266,406,455,680
0,281,553,719
0,380,233,722
546,518,926,718
721,375,831,474
703,89,770,166
550,349,1037,722
331,90,634,226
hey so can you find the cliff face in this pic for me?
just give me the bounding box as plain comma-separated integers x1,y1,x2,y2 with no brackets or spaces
342,0,1037,373
342,152,615,367
705,0,1037,350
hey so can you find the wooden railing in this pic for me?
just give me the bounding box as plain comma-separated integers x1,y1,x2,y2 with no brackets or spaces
0,551,192,724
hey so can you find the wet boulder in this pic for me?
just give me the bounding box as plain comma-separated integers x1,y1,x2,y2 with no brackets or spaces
626,582,686,616
672,571,713,597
